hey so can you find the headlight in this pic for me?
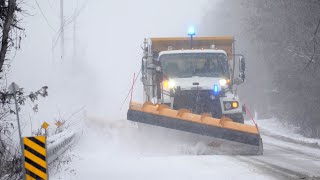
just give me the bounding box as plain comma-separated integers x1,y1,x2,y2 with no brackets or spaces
224,101,239,111
225,102,232,110
163,80,168,88
232,101,239,108
168,80,175,89
219,79,227,86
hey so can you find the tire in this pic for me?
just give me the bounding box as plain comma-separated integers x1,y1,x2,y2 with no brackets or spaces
225,113,244,124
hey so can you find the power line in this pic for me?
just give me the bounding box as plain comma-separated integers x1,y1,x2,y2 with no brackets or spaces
34,0,56,32
60,0,64,59
51,0,88,51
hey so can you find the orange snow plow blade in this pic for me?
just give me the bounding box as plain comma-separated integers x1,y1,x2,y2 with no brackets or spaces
127,102,263,155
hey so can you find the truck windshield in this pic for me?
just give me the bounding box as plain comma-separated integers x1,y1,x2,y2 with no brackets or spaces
159,53,229,78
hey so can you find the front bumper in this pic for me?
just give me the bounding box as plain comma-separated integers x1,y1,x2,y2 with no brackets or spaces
163,89,243,118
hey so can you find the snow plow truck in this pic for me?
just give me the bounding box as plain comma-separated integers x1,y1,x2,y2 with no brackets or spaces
127,33,263,155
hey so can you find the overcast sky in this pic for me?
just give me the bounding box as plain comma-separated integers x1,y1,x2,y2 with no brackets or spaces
8,0,216,136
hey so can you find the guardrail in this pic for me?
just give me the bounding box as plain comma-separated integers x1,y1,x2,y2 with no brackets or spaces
46,130,76,164
1,125,77,180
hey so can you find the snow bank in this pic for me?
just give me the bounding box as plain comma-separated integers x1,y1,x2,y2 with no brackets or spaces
51,117,274,180
248,118,320,148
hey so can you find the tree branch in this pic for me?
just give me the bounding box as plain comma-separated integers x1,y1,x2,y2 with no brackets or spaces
303,18,320,71
0,0,16,72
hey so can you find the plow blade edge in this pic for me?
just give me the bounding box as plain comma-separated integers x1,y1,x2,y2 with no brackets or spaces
127,102,263,155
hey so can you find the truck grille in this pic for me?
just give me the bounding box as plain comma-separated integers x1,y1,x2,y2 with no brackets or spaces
173,90,222,118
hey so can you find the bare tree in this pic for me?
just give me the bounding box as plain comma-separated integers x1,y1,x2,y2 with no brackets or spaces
0,0,15,72
203,0,320,137
0,0,23,72
0,1,49,178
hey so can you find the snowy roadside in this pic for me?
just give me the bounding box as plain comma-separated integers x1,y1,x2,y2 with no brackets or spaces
49,131,82,179
247,118,320,149
50,117,320,180
51,118,274,180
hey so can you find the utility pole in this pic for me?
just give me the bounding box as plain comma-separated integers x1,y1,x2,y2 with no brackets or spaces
60,0,64,60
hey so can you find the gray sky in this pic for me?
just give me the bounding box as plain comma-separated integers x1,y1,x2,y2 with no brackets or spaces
8,0,213,136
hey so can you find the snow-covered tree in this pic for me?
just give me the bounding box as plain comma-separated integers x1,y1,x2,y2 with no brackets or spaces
202,0,320,137
0,1,48,178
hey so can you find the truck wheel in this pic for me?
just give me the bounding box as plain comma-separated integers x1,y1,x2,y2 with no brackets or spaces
225,113,244,124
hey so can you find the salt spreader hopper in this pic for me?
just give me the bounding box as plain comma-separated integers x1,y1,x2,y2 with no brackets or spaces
127,31,263,155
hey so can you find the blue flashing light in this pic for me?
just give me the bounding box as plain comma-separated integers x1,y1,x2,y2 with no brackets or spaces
188,27,196,36
213,84,219,94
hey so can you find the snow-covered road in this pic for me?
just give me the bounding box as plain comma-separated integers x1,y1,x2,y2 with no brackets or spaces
52,118,320,180
235,135,320,179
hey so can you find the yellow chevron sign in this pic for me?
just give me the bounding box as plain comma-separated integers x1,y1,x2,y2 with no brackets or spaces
23,136,47,180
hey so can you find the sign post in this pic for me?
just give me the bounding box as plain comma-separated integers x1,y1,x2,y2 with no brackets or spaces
41,122,49,180
8,82,25,179
41,122,49,133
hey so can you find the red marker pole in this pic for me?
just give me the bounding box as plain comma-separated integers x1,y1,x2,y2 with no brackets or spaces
244,104,260,134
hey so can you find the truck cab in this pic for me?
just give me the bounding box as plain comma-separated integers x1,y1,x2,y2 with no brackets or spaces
141,36,246,123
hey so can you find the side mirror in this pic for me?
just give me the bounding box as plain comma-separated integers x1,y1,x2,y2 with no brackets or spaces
147,64,161,72
239,56,246,73
147,63,155,69
238,56,246,82
239,73,245,82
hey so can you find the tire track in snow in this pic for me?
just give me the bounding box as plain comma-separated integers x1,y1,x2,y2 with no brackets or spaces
234,156,316,180
233,133,320,180
264,142,320,161
260,128,320,150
